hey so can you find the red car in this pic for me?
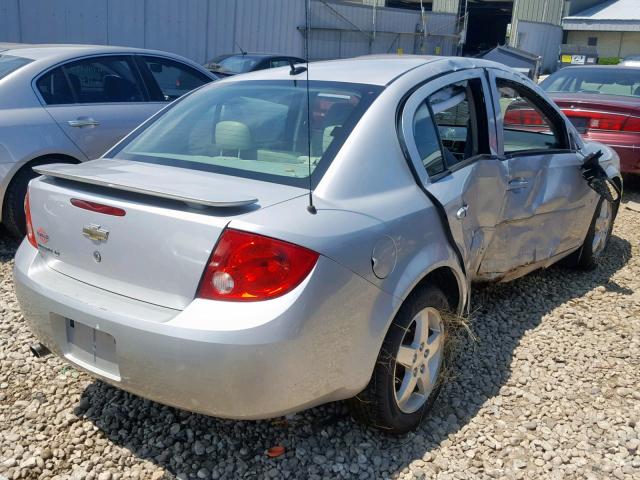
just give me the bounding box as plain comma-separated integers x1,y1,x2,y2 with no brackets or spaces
540,66,640,174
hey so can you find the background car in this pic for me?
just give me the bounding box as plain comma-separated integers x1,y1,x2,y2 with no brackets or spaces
540,65,640,175
621,55,640,67
203,52,305,76
15,56,620,434
0,44,217,237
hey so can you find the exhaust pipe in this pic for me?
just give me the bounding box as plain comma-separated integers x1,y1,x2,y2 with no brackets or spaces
30,342,51,358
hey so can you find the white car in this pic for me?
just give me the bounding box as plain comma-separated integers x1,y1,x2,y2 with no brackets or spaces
0,44,217,236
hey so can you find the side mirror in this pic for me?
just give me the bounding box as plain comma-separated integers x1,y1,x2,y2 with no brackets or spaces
581,150,620,203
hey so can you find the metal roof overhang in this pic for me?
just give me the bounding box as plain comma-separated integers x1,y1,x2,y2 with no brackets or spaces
562,19,640,32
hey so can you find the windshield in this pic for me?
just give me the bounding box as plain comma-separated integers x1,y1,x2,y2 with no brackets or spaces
541,68,640,98
207,55,262,74
0,54,33,80
113,80,382,188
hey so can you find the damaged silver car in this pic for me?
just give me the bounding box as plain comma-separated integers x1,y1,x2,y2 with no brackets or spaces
15,56,621,434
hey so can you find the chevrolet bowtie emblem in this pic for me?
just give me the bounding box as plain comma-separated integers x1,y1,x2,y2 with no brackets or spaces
82,224,109,242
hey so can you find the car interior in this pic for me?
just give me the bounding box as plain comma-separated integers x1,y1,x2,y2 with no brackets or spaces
36,59,144,104
413,79,485,177
498,82,564,153
123,84,366,180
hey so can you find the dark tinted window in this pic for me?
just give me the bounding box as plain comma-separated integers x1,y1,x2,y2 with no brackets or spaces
140,56,211,101
36,67,74,105
114,81,382,188
0,54,32,80
63,56,144,104
541,67,640,98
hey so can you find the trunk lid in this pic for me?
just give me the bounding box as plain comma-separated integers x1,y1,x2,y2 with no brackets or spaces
29,159,305,310
550,93,640,115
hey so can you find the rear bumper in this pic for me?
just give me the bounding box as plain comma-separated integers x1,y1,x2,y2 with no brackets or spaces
583,131,640,174
14,242,396,419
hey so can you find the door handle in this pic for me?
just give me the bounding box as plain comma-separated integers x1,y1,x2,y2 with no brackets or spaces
507,179,529,191
456,204,468,219
68,118,100,128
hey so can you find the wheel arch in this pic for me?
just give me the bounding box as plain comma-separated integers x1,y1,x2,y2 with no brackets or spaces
403,264,467,318
1,153,80,221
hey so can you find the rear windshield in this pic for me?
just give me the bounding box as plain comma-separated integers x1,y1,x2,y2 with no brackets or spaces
207,55,263,74
541,68,640,98
114,80,382,188
0,54,33,80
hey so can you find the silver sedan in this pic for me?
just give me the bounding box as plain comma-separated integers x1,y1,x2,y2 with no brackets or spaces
14,55,621,433
0,44,216,236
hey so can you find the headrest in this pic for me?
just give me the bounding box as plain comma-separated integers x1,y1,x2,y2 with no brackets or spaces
215,121,253,151
52,72,73,103
67,73,81,94
104,75,132,102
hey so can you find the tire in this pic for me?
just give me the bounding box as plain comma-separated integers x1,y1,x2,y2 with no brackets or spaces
566,196,616,270
3,158,72,238
348,284,452,434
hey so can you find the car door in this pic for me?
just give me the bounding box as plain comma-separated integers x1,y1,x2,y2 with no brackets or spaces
401,69,509,278
478,69,596,277
35,55,160,160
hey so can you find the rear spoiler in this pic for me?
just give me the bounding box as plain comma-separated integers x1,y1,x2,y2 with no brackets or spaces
33,163,259,208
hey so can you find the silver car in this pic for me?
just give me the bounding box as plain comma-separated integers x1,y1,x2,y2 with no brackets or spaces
14,56,621,433
0,44,216,237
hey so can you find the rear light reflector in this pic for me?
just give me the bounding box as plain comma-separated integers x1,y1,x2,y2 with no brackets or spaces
562,110,640,133
70,198,126,216
197,229,319,301
24,191,37,249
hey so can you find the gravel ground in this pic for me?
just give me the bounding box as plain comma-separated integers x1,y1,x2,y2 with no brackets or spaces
1,189,639,480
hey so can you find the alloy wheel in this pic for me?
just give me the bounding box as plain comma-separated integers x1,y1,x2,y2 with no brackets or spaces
393,307,445,414
592,200,612,256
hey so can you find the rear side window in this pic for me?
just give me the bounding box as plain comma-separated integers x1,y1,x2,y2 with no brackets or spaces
412,79,488,178
36,67,74,104
139,56,211,101
498,79,566,154
430,81,482,166
0,54,33,80
113,80,382,188
413,103,445,176
37,56,145,105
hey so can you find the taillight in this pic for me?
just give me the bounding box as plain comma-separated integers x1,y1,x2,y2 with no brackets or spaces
563,110,640,133
504,108,545,126
197,229,319,301
24,191,37,249
622,115,640,132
